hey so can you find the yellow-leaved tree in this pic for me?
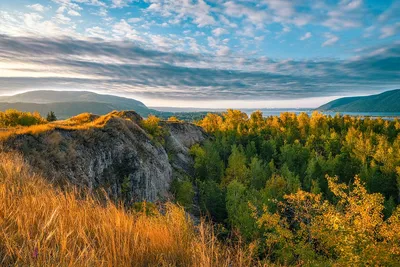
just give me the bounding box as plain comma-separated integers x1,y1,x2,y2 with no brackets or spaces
256,176,400,266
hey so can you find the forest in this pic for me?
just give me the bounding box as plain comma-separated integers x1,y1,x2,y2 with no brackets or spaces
173,110,400,265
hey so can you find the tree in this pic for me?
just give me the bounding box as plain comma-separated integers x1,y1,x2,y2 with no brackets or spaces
46,111,57,122
222,145,250,186
198,113,223,133
191,142,224,182
226,180,258,240
249,157,268,190
173,179,194,210
222,109,248,133
198,179,227,223
140,115,165,143
167,116,181,122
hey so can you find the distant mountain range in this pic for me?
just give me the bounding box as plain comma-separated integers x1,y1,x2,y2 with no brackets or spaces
0,91,212,121
1,89,400,119
317,89,400,112
0,91,155,119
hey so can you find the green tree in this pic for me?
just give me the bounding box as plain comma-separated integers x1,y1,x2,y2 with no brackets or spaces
198,180,227,223
46,111,57,122
226,180,258,240
249,156,268,190
173,179,194,210
191,142,224,182
222,145,250,186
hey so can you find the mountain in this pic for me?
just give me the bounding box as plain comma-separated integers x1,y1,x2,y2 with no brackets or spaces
318,89,400,112
0,90,153,118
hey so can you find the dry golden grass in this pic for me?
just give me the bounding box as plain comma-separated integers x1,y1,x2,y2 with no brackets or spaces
0,152,257,267
0,112,121,141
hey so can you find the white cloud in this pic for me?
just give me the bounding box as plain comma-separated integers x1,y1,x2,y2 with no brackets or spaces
264,0,294,18
146,0,215,27
224,1,268,27
68,10,81,16
112,19,144,42
54,13,71,24
26,4,48,13
128,17,142,23
212,27,228,37
217,46,230,56
24,13,44,27
76,0,106,7
93,7,108,17
57,6,66,14
111,0,132,8
0,10,77,37
380,23,400,39
322,33,339,47
340,0,363,11
300,32,312,40
86,26,108,39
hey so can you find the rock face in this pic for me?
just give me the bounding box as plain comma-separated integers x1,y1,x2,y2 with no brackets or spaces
163,121,208,178
2,111,207,203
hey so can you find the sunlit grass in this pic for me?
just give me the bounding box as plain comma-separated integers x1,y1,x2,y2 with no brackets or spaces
0,112,123,141
0,152,255,266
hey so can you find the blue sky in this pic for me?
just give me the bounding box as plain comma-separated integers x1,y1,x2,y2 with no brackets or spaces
0,0,399,108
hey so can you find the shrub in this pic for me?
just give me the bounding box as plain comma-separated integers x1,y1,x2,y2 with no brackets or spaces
0,109,46,127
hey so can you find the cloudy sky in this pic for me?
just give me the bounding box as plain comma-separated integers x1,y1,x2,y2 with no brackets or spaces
0,0,399,108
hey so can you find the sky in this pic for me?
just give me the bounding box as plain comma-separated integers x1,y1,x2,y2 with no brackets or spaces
0,0,399,108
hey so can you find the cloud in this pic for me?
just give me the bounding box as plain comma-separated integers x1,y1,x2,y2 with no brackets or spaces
340,0,362,11
146,0,215,27
212,28,228,37
112,20,144,42
68,10,81,16
111,0,132,8
380,23,400,39
264,0,294,18
26,4,49,13
300,32,312,40
224,1,268,27
322,33,339,47
0,34,398,102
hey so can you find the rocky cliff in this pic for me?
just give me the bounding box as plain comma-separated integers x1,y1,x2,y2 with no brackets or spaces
1,111,207,203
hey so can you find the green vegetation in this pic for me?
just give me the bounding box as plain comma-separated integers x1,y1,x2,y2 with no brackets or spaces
140,115,167,144
187,110,400,265
2,108,400,265
0,109,46,127
46,111,57,122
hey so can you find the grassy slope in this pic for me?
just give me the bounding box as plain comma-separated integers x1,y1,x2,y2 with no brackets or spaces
0,152,255,266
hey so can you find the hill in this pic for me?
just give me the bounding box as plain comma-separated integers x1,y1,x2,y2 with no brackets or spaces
0,90,213,120
318,89,400,112
0,90,153,118
0,90,146,107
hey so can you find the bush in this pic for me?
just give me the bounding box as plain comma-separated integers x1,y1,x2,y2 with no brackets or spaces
140,115,166,144
0,109,46,127
172,179,195,210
